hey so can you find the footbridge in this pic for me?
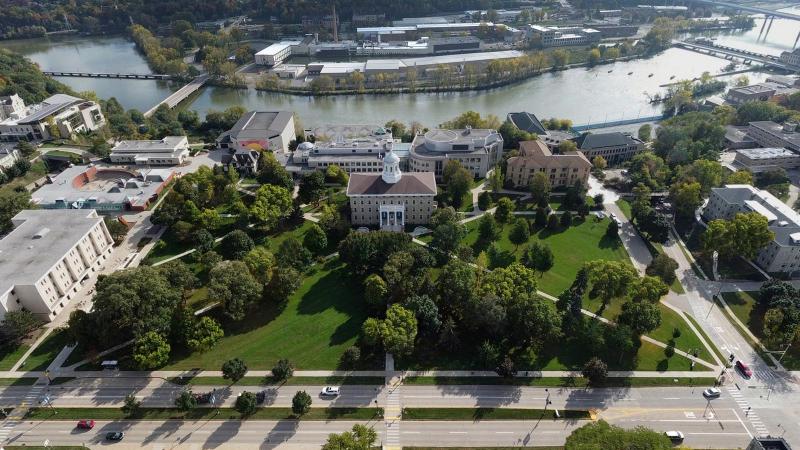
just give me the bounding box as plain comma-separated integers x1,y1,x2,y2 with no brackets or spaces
44,71,174,80
673,40,795,71
143,74,210,118
571,115,665,132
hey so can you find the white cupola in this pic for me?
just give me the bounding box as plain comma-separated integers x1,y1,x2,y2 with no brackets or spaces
381,150,402,184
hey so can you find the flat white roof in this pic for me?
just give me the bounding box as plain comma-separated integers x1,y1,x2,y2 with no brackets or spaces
256,41,300,56
745,199,778,223
737,147,799,160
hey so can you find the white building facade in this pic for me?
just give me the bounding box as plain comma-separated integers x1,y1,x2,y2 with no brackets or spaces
409,128,503,180
0,94,105,143
109,136,190,166
0,210,114,321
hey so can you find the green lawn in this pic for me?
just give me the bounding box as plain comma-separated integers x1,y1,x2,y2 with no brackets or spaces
615,199,632,219
164,259,373,370
402,376,716,387
451,216,629,296
26,407,382,421
168,376,384,386
0,343,30,370
0,159,47,197
722,291,800,370
21,328,72,371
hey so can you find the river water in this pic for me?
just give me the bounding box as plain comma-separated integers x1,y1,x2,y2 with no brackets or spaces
1,6,798,127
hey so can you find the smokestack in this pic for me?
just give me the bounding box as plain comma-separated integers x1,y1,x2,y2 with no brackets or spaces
332,3,338,43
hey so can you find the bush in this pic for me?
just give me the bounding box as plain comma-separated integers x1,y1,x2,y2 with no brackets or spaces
664,343,675,358
292,390,312,416
235,391,258,416
581,357,608,385
478,191,492,211
272,358,294,381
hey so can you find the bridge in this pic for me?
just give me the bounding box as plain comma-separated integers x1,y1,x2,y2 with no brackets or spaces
673,40,795,71
687,0,800,47
43,71,174,80
571,115,665,132
144,74,210,118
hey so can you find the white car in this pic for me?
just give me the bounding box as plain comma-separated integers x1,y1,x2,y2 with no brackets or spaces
703,387,721,399
320,386,340,396
665,431,684,442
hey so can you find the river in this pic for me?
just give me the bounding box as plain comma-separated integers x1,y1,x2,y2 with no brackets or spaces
1,7,797,127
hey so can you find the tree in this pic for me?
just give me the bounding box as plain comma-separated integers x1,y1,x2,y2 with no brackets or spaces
378,304,418,356
478,213,501,241
522,241,554,275
0,190,32,235
251,184,292,229
16,140,36,157
208,260,263,321
0,310,41,347
406,294,441,338
243,247,275,284
322,424,377,450
535,207,548,228
303,223,328,254
507,293,562,349
257,152,293,190
546,213,560,230
292,390,312,416
272,359,294,381
133,331,170,370
703,212,774,259
103,216,128,245
325,165,349,186
630,276,668,303
298,171,326,205
265,267,302,304
363,274,388,308
443,160,472,208
495,197,515,223
669,181,702,219
585,260,637,307
582,357,608,385
560,210,573,228
637,124,652,142
174,390,197,412
187,317,224,352
495,355,517,378
646,253,679,285
619,300,662,335
606,219,619,237
431,222,466,260
477,191,492,211
727,170,753,185
122,394,141,418
222,358,248,383
341,346,361,369
236,391,258,416
565,420,672,450
508,217,530,248
592,155,607,170
528,172,551,205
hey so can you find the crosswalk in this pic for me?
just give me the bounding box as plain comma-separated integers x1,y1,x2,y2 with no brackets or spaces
0,381,47,445
384,378,402,450
726,386,769,436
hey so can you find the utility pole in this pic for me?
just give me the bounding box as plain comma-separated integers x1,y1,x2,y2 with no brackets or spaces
332,4,338,43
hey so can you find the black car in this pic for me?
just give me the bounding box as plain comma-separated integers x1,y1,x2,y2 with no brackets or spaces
105,432,124,441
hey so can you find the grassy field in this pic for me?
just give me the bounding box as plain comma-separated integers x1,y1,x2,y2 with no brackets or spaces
163,259,372,370
0,378,37,386
436,216,629,296
0,159,47,196
25,407,382,421
722,291,800,370
20,328,72,371
615,199,632,219
0,343,30,370
402,408,591,420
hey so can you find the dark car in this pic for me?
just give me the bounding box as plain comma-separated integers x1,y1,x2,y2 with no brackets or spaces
76,420,95,430
105,432,124,441
256,390,266,404
736,360,753,378
193,392,213,404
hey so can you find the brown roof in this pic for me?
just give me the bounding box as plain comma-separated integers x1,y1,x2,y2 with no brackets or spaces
346,172,437,196
507,139,592,171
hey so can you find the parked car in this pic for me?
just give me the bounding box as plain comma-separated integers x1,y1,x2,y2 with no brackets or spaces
105,432,124,441
320,386,340,397
702,388,721,399
735,360,753,378
664,431,684,442
76,420,95,430
193,392,213,404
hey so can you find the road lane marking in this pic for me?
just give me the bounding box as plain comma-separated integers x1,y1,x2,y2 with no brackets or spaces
663,397,680,400
448,431,467,434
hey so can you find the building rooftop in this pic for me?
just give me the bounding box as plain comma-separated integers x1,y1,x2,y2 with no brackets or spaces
0,209,103,295
228,111,294,140
111,136,187,154
730,84,777,95
400,50,524,67
711,184,800,247
508,112,548,135
347,171,436,196
575,132,642,149
737,147,799,160
508,139,591,170
1,94,85,126
256,41,301,57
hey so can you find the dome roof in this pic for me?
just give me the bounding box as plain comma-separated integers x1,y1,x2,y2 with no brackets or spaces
384,150,400,164
297,142,315,151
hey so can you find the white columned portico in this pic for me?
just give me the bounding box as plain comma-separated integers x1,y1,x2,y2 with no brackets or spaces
379,204,405,232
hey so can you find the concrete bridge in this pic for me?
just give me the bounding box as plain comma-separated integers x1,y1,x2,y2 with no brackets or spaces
143,74,210,118
687,0,800,47
43,71,174,80
571,115,665,132
673,40,795,71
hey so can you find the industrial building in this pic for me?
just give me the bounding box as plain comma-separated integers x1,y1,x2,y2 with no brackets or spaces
0,209,114,321
528,25,602,47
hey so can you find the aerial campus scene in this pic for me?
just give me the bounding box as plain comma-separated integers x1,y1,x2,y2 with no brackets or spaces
1,0,800,449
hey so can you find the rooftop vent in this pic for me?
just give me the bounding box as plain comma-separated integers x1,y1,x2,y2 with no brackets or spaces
33,228,50,239
785,122,798,133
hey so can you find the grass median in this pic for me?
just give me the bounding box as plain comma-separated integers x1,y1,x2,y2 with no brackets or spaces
403,408,591,421
0,377,37,386
25,407,383,421
402,376,717,388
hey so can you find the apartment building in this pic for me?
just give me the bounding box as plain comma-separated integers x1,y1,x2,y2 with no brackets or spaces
0,209,114,321
704,185,800,275
0,94,105,142
409,128,503,180
505,139,591,189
